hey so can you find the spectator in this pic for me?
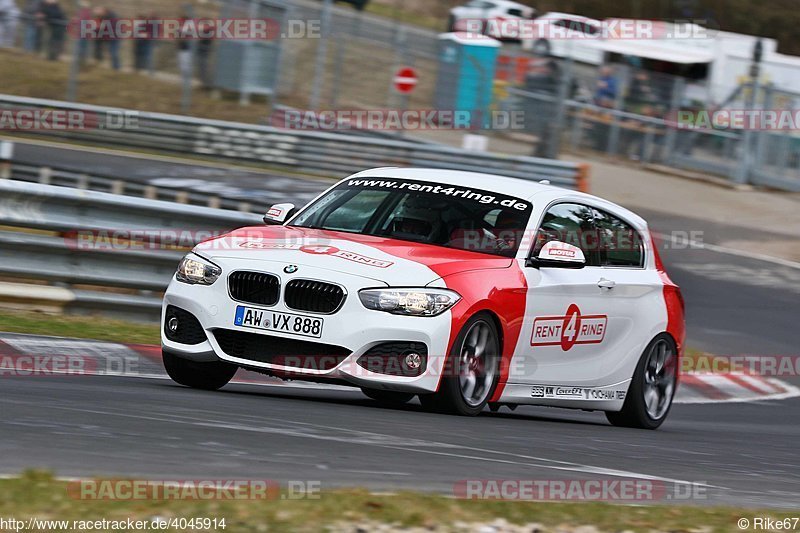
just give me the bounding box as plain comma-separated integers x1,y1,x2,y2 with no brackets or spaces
21,0,42,52
132,13,151,71
627,69,656,111
40,0,65,61
594,65,618,108
92,6,119,69
72,0,91,65
196,19,214,89
176,13,193,80
0,0,21,48
104,6,119,69
91,6,102,61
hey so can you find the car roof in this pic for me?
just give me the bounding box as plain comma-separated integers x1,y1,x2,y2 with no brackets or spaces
350,167,553,198
539,12,601,25
346,167,648,230
485,0,530,9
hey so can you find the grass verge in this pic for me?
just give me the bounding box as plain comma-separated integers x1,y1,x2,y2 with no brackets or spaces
0,49,280,123
0,471,791,533
0,309,159,345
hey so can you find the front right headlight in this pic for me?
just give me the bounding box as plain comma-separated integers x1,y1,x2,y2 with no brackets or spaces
175,253,221,285
359,288,461,317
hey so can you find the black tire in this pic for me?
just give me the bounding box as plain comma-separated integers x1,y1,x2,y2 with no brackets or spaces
532,38,551,57
163,350,238,391
360,388,414,405
419,313,501,416
605,334,678,430
447,15,456,32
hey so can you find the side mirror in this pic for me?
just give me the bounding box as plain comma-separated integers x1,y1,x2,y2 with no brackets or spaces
263,203,297,225
527,241,586,269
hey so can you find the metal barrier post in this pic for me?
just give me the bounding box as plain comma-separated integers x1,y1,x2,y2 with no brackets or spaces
753,84,773,171
544,56,573,159
309,0,333,109
733,81,757,184
66,4,81,102
605,65,628,157
0,141,12,179
662,77,684,164
180,4,196,113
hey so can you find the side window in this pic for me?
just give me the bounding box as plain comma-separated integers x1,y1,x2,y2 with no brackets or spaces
483,208,502,226
593,209,644,268
532,203,599,266
582,22,598,35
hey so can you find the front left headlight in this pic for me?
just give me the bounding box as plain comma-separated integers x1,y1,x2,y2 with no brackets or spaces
359,288,461,317
176,253,222,285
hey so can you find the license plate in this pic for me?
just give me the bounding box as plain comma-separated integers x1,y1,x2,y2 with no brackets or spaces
234,306,323,338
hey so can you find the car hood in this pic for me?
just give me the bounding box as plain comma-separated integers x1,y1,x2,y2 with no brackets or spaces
194,226,513,286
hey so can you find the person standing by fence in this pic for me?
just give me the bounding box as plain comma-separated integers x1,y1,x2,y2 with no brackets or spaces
176,12,192,79
21,0,41,52
41,0,65,60
594,65,618,108
0,0,21,48
92,6,119,69
133,14,148,71
196,19,214,90
133,12,157,73
72,0,92,65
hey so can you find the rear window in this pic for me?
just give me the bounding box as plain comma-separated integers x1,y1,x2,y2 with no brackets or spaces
592,208,644,267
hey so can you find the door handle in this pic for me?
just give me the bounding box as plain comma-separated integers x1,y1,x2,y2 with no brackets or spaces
597,278,616,290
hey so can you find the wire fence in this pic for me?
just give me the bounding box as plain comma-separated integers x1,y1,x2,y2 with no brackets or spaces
0,0,442,112
0,1,798,189
498,54,800,190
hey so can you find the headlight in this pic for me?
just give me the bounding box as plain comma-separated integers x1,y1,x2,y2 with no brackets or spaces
359,288,460,317
176,253,221,285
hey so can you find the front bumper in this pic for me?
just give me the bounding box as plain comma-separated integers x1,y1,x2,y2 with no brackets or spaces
161,262,453,394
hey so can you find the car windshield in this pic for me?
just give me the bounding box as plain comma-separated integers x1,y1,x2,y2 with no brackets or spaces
289,177,533,258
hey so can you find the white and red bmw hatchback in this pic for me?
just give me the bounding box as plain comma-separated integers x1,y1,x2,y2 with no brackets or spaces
162,168,684,429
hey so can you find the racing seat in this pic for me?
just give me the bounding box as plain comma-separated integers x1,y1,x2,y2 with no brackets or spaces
447,219,488,252
389,217,434,242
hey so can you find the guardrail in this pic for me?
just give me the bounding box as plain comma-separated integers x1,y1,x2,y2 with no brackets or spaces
0,180,262,322
0,94,590,192
7,162,269,213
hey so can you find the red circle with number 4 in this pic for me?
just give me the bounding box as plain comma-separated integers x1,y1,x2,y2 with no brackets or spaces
561,304,582,351
300,245,340,255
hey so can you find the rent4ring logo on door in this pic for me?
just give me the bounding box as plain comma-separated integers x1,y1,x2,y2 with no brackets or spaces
531,304,607,351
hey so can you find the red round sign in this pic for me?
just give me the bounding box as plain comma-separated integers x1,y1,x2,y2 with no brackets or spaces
393,67,418,94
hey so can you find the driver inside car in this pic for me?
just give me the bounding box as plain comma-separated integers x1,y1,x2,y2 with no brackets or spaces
492,209,528,252
386,195,445,242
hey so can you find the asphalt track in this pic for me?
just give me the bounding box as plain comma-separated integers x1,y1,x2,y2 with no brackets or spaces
2,142,799,509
